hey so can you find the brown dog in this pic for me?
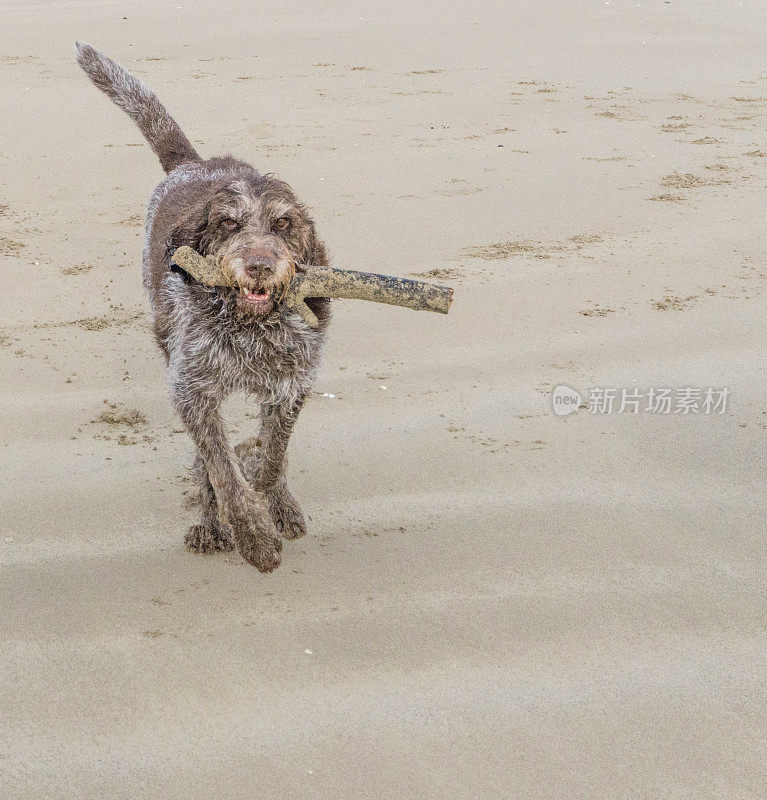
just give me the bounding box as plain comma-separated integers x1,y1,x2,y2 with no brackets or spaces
77,43,331,572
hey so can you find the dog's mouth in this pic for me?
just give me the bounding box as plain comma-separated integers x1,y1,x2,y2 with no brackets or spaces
235,286,274,315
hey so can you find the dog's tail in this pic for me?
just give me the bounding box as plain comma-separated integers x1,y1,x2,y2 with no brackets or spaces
75,42,201,173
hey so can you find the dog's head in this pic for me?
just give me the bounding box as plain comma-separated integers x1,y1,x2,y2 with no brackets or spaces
167,167,318,319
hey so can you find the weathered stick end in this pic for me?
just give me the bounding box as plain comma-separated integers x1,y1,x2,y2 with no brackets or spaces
172,246,237,287
285,267,453,328
283,294,320,328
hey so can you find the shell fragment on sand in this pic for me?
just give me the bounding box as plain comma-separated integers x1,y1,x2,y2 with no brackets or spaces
171,246,454,327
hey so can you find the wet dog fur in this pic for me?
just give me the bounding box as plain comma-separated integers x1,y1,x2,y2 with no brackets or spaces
76,43,330,572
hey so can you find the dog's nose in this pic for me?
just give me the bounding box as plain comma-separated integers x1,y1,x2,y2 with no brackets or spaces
244,257,275,279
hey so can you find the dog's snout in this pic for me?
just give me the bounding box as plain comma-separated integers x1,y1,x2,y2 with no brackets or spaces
245,253,277,280
245,257,275,277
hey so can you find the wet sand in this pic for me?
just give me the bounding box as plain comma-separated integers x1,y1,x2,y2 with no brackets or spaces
1,2,765,797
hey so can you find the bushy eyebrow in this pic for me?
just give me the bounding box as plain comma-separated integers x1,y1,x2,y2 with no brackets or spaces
267,199,295,218
210,185,258,221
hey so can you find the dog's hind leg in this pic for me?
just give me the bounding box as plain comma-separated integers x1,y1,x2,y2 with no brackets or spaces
240,396,308,540
185,452,234,553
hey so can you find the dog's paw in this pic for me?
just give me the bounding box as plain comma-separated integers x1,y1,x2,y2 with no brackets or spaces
237,533,282,573
185,523,234,554
268,481,307,540
230,497,283,573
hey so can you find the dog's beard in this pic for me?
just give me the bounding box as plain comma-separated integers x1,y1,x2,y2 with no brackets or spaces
231,260,297,320
206,250,300,322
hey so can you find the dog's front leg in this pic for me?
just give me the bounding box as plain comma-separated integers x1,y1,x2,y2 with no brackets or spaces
185,452,234,554
239,395,308,540
172,386,282,572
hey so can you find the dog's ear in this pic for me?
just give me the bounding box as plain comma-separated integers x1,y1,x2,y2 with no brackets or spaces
165,206,211,263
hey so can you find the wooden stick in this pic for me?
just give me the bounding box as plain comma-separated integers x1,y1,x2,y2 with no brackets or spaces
171,246,454,328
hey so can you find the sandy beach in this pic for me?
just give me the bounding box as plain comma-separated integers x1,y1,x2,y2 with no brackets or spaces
1,1,766,797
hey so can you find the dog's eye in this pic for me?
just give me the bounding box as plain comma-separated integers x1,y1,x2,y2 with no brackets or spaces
221,218,239,230
272,217,290,232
